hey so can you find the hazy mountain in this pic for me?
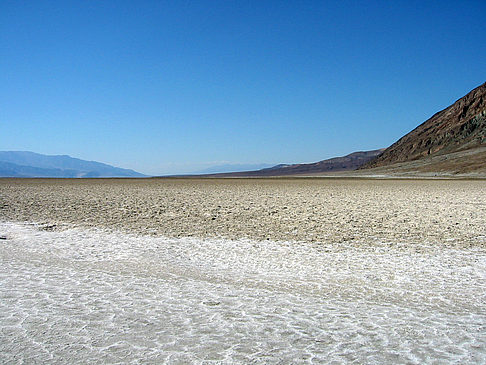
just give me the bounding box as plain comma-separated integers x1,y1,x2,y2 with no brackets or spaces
0,151,146,178
362,82,486,174
202,149,384,177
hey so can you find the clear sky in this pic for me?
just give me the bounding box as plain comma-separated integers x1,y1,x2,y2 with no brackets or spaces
1,0,485,175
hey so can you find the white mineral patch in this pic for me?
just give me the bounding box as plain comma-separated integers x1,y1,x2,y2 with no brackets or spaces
1,221,485,364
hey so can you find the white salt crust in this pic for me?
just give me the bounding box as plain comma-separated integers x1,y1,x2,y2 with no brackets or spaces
1,221,485,364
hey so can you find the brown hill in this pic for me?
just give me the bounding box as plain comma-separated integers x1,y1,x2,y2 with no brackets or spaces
206,149,384,177
364,82,486,172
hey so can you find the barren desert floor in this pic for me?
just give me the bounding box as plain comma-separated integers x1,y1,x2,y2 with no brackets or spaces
1,178,485,363
1,177,486,246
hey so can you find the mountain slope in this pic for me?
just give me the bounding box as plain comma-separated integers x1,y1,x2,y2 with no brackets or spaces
364,82,486,170
0,161,86,178
0,151,146,178
194,163,274,174
203,149,384,177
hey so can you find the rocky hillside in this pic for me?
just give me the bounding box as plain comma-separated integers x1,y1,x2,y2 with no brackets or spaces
364,82,486,169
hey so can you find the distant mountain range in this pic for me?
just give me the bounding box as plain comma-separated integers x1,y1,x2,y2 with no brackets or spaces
3,83,484,178
194,163,275,174
0,151,146,178
198,149,384,177
203,81,486,177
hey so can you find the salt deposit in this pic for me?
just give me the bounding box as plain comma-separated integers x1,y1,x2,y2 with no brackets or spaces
1,221,485,364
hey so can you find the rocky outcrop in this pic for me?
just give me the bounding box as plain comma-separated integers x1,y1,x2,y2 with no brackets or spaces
364,82,486,169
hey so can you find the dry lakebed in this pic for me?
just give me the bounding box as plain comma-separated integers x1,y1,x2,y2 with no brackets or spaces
1,177,485,363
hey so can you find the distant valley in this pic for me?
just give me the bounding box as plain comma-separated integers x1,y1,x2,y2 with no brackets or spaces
2,82,485,179
203,81,486,178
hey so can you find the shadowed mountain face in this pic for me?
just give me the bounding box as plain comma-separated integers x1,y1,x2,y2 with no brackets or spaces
0,151,146,178
205,149,384,177
364,82,486,171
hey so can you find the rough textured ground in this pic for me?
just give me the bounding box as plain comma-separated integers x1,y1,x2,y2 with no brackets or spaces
1,221,486,363
1,177,485,248
2,178,486,363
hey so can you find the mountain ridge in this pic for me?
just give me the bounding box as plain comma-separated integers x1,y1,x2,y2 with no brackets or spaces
0,151,146,178
363,82,486,171
194,163,275,174
197,149,384,177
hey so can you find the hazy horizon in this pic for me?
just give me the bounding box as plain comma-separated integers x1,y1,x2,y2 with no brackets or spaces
2,1,485,175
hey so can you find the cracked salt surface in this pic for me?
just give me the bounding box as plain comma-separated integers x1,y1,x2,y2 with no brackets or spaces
1,221,485,364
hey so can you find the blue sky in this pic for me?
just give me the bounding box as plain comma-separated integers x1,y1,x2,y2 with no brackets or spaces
1,0,485,175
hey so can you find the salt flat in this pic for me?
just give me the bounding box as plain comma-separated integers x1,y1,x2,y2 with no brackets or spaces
1,178,485,363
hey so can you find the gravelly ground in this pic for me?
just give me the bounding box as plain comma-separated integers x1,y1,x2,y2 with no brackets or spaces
1,177,485,248
1,177,486,363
